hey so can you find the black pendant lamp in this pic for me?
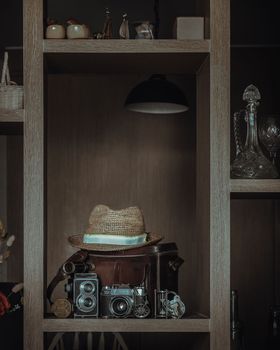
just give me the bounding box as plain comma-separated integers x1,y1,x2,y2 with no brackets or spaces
125,75,189,114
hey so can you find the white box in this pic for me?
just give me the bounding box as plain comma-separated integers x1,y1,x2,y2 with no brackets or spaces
173,17,204,40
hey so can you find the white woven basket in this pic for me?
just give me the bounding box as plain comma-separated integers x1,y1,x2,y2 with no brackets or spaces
0,52,23,110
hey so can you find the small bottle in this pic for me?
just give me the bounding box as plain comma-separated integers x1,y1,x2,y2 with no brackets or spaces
102,8,113,39
267,306,280,349
119,13,129,39
231,290,244,350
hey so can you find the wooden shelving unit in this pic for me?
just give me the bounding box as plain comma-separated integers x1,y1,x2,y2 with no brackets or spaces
0,0,270,349
230,4,280,347
23,0,229,349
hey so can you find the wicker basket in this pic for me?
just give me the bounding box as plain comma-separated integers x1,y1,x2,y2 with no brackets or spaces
0,52,23,111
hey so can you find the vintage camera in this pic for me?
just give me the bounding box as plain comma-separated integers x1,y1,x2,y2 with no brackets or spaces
63,262,92,301
73,273,99,318
100,284,150,319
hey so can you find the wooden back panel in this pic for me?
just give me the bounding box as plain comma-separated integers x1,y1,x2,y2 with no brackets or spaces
46,74,201,311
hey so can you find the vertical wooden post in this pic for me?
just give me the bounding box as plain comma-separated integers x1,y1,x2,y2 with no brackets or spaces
274,200,280,305
210,0,231,349
23,0,44,349
0,137,7,281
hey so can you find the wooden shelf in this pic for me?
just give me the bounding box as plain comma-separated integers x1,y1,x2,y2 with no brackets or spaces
43,39,211,54
231,44,280,48
0,110,24,134
230,179,280,193
0,109,24,123
44,40,210,74
42,318,210,333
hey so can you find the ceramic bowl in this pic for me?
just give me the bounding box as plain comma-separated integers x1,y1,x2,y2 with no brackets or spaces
67,24,90,39
46,24,65,39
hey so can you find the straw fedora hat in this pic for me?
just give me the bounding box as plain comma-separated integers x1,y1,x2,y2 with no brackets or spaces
68,205,162,252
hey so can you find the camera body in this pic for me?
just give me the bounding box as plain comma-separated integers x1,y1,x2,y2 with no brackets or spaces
100,284,150,319
73,273,99,318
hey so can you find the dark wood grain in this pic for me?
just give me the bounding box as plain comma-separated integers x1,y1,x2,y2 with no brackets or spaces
45,52,208,75
231,180,280,193
210,0,231,349
231,200,275,350
275,201,280,306
0,109,24,122
44,39,210,54
0,136,7,281
23,0,44,349
7,136,23,282
196,56,210,316
43,318,210,333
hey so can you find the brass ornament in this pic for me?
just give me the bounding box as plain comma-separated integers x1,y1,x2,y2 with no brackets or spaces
51,298,72,318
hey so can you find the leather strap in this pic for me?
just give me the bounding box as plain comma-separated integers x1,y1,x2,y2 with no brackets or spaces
47,250,88,305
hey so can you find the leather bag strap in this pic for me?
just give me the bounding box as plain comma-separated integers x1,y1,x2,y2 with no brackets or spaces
47,250,88,305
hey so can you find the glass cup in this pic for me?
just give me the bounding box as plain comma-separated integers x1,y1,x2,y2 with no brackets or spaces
258,114,280,166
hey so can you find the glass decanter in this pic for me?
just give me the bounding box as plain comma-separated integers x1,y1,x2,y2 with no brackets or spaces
230,85,279,179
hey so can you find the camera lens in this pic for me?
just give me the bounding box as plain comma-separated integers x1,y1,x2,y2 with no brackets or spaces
80,281,95,294
77,295,96,312
84,297,94,308
110,297,132,317
62,261,75,274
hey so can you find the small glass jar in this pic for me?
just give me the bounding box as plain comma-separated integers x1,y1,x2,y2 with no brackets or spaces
134,21,154,39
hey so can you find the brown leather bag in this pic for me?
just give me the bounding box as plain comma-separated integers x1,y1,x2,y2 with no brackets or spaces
47,243,184,311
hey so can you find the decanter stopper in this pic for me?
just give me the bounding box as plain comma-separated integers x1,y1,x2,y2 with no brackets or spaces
242,84,261,112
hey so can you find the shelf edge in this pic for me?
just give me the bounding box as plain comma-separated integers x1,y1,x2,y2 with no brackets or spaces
0,109,25,123
43,39,211,54
42,318,211,333
230,179,280,193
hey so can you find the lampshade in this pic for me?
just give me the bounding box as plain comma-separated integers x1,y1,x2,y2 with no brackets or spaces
124,75,189,114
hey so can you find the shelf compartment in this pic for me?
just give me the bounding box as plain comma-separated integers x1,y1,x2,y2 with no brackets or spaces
46,52,209,74
230,179,280,193
231,199,279,349
44,40,210,74
0,110,24,135
43,318,210,333
0,109,24,123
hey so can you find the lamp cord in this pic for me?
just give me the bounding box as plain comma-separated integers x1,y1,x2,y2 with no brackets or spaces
154,0,160,39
